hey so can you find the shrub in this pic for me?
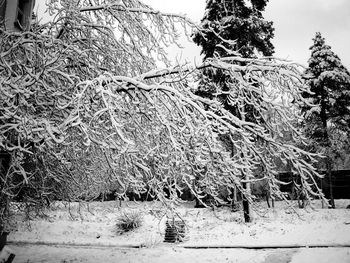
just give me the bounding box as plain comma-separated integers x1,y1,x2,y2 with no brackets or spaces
116,210,143,233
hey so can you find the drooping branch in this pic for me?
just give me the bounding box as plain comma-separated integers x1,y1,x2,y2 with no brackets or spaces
78,3,196,26
0,1,327,225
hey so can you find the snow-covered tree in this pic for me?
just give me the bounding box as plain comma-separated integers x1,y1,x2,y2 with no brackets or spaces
302,32,350,208
192,0,275,115
192,0,275,221
193,0,274,59
1,0,325,226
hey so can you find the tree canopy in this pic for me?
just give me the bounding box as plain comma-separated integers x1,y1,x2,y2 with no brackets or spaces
0,0,325,226
192,0,275,120
302,32,350,208
193,0,274,59
303,32,350,142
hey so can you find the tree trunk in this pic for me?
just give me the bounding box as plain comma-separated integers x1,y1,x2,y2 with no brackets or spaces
266,194,271,208
326,157,335,208
320,97,335,208
240,109,251,222
233,185,237,204
230,185,240,212
321,178,324,208
242,181,251,223
0,230,8,251
0,152,11,235
267,183,274,208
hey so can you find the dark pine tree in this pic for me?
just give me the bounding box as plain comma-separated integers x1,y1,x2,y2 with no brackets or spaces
303,32,350,208
193,0,274,59
193,0,275,222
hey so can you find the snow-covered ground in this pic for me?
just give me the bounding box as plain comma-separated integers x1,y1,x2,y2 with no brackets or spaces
8,245,350,263
4,199,350,262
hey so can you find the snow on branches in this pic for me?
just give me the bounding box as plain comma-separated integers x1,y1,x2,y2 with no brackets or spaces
0,0,325,219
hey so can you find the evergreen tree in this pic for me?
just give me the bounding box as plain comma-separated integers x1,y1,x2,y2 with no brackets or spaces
303,32,350,208
193,0,274,118
193,0,274,59
193,0,275,221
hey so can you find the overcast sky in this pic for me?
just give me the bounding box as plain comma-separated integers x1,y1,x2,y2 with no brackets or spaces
36,0,350,69
143,0,350,69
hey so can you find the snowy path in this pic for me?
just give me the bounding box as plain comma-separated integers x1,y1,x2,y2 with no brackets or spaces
7,244,350,263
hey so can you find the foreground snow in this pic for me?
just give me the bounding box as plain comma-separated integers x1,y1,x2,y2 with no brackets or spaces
8,245,350,263
6,199,350,262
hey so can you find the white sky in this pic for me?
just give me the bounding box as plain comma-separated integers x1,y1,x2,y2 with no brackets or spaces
35,0,350,69
143,0,350,68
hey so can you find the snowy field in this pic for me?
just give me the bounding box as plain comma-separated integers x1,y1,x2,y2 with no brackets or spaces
4,199,350,262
